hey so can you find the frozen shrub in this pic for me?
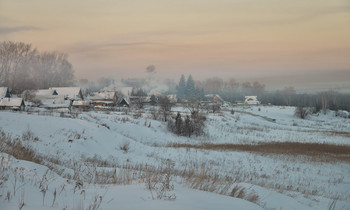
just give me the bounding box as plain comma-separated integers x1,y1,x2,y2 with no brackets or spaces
294,106,309,119
120,141,130,153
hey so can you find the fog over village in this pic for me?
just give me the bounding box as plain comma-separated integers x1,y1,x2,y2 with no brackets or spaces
1,1,350,210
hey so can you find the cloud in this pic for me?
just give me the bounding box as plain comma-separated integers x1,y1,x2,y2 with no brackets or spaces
0,26,42,35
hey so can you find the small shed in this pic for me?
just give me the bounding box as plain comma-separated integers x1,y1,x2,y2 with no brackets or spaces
0,98,25,111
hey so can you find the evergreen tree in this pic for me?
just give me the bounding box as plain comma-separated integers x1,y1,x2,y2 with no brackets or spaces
176,74,186,100
186,74,196,100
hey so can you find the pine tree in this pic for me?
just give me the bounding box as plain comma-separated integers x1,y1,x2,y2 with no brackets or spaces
176,74,186,100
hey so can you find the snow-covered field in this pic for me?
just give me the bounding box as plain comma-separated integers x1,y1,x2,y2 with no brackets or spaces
0,105,349,209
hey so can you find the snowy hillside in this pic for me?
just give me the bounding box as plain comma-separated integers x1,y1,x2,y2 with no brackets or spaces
0,105,349,209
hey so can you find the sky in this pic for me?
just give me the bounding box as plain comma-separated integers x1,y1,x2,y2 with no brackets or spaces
1,0,350,89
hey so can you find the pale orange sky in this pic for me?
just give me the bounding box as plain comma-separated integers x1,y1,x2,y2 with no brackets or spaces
1,0,350,84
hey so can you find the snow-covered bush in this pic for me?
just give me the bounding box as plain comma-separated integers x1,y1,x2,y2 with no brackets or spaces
336,110,350,118
294,106,310,119
168,112,206,137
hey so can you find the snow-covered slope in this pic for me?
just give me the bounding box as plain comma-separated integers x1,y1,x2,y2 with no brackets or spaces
0,106,349,209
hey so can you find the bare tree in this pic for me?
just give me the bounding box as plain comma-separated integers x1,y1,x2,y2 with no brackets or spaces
0,41,74,92
0,41,37,92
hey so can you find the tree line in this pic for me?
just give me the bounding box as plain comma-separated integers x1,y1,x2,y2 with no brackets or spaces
0,41,74,94
174,75,350,113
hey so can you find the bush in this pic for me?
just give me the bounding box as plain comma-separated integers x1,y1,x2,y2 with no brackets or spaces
294,106,309,119
120,141,130,153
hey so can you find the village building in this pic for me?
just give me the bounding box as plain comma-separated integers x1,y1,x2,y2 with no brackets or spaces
211,94,224,104
167,94,178,103
87,91,118,107
72,100,90,111
0,97,25,111
244,96,260,105
202,94,224,105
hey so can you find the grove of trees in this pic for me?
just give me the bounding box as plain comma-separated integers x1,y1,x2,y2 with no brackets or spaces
0,41,74,94
176,74,204,100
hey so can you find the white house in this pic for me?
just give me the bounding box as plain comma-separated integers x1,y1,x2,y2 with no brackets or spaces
244,96,260,105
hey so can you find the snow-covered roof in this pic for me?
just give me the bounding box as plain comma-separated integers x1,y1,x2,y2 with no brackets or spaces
49,87,82,100
88,91,116,100
35,89,57,96
213,94,223,101
117,96,130,105
0,87,10,98
245,96,258,101
0,97,24,107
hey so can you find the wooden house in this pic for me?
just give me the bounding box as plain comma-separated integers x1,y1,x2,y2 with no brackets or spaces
87,91,118,107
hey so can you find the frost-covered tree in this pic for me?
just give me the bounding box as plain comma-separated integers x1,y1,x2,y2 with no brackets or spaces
0,41,74,93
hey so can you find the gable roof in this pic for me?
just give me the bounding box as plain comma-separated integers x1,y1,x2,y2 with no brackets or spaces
0,87,10,98
0,98,24,107
49,87,82,100
117,96,130,106
212,94,223,102
35,89,58,96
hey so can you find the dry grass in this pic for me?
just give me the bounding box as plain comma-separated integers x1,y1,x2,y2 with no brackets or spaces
0,136,42,165
167,142,350,162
